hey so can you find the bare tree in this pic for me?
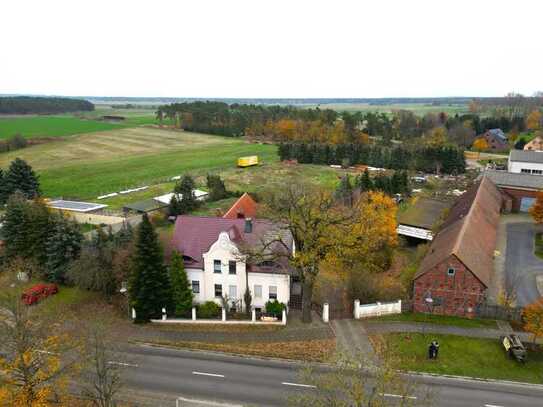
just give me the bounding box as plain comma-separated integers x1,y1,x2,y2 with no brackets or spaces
287,352,433,406
78,320,126,407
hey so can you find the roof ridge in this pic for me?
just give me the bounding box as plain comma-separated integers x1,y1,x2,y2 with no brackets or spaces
223,193,248,218
452,179,485,254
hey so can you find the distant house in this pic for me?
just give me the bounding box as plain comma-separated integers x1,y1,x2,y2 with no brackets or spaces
171,216,294,311
223,193,258,219
413,177,503,317
524,135,543,152
507,149,543,175
480,128,508,151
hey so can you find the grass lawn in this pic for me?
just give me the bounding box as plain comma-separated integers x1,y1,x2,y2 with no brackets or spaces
0,115,157,139
534,233,543,260
368,312,498,329
376,333,543,384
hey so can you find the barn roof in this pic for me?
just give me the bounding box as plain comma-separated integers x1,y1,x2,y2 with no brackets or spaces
414,176,502,287
509,149,543,164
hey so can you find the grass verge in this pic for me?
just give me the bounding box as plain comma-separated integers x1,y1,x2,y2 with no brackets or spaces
366,312,498,329
373,333,543,384
534,233,543,260
137,338,335,362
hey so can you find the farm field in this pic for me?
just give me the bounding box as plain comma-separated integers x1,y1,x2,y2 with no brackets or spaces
0,127,278,200
0,115,159,139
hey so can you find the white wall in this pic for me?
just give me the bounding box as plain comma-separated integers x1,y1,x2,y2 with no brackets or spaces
248,272,290,309
508,160,543,174
188,231,290,310
354,300,402,319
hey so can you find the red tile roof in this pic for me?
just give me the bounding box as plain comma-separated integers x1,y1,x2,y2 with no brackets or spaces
415,176,502,287
171,215,292,273
223,193,258,219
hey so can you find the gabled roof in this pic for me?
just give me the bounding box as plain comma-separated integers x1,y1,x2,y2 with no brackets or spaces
171,215,292,273
223,193,258,219
415,176,502,287
484,169,543,191
509,149,543,164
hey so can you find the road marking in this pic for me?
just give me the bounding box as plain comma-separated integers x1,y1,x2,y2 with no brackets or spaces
484,405,504,407
382,393,417,400
281,382,317,389
192,371,225,378
176,396,242,407
36,350,58,355
107,361,139,368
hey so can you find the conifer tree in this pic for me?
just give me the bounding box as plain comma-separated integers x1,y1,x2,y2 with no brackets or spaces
168,193,183,217
2,158,40,203
129,213,173,322
334,175,353,206
169,250,193,316
44,214,83,283
357,169,373,192
206,174,228,201
174,175,199,214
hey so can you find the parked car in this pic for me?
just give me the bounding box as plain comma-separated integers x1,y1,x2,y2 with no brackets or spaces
501,334,527,363
21,283,59,305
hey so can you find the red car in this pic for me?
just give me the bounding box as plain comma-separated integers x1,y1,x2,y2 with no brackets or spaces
21,283,59,305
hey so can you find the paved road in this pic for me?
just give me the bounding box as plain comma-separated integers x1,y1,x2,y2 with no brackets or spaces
505,223,543,306
119,344,543,406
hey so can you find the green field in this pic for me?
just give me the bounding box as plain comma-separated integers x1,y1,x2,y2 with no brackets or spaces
0,127,278,199
0,115,158,139
379,333,543,383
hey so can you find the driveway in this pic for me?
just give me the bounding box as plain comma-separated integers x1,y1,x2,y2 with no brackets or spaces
505,222,543,306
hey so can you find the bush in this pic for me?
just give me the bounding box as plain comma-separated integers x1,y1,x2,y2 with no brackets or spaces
265,300,286,317
198,301,220,319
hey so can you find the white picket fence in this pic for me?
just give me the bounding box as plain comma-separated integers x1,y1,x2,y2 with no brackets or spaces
353,299,402,319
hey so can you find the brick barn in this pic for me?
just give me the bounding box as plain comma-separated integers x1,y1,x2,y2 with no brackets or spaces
413,177,503,317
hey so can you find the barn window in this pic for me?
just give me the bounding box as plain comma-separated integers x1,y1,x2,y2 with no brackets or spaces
447,267,456,276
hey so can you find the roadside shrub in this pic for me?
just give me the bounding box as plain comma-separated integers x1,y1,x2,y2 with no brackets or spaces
265,300,286,317
198,301,220,319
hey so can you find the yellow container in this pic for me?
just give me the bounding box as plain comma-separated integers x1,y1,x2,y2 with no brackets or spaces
237,156,259,167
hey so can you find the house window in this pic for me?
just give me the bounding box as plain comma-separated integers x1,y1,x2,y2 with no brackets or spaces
214,284,222,298
229,260,237,275
533,169,543,175
269,285,277,300
447,267,456,276
214,260,222,273
254,285,262,299
229,285,237,299
192,281,200,294
521,168,531,174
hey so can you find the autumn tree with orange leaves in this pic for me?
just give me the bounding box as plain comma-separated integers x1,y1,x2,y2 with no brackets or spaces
529,191,543,224
526,110,542,131
0,273,78,406
522,298,543,345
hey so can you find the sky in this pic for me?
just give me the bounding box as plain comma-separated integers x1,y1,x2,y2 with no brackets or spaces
1,0,541,99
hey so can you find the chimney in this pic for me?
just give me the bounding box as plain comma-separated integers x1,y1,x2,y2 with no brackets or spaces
244,217,253,233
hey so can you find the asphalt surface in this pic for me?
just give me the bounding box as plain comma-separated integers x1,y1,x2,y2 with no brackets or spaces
120,344,543,406
505,223,543,306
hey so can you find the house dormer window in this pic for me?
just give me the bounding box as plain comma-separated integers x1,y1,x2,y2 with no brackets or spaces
229,260,236,274
214,260,221,273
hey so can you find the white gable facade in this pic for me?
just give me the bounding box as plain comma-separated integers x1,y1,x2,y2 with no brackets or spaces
185,231,290,311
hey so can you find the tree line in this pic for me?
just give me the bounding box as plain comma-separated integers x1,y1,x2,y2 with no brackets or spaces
278,142,466,174
0,96,94,114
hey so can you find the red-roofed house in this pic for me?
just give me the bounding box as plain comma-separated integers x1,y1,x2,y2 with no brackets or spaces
413,176,504,317
223,193,258,219
171,215,294,311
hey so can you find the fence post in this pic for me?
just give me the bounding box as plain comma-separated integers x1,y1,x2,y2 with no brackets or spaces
252,309,256,323
192,307,196,321
282,309,287,325
354,299,360,319
398,299,402,313
222,307,226,322
162,307,167,321
323,303,329,323
131,308,136,320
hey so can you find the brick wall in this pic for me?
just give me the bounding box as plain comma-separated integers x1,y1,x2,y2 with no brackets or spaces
413,255,486,317
500,188,537,212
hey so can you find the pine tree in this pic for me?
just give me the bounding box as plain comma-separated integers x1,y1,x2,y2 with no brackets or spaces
2,158,40,203
44,214,83,283
334,175,353,206
174,175,199,214
129,213,173,322
168,193,183,217
357,169,373,192
169,250,193,316
206,174,228,201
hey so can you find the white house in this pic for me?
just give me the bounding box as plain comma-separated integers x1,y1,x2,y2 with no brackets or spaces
171,216,293,311
508,150,543,175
